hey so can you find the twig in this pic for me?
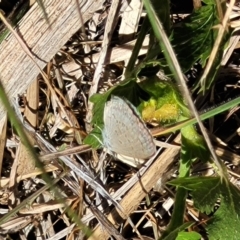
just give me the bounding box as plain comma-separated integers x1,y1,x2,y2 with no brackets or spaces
85,0,122,132
200,0,236,88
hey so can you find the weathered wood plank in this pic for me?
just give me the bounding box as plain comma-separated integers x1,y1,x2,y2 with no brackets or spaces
0,0,102,121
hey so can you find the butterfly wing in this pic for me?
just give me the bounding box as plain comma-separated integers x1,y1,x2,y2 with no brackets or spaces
102,96,156,160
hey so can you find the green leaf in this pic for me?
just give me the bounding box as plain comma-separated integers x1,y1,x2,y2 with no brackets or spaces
83,124,104,148
138,76,184,124
176,231,202,240
169,177,221,214
168,176,240,239
207,181,240,240
149,0,170,35
181,125,210,161
202,0,215,4
156,97,240,136
172,4,219,72
160,222,194,240
143,0,230,85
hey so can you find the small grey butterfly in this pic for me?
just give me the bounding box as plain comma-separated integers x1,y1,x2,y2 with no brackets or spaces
102,96,156,167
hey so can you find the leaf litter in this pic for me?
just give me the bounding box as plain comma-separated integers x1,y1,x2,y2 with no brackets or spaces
1,0,240,239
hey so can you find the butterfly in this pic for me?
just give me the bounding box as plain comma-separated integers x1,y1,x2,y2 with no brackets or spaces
102,96,156,168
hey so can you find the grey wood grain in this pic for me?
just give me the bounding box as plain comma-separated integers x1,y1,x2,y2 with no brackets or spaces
0,0,102,121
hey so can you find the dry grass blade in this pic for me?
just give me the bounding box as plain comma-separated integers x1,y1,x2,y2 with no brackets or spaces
24,79,39,128
0,10,85,144
0,0,103,123
86,196,126,240
19,196,76,214
23,121,123,212
0,164,59,188
222,33,240,65
84,35,150,64
119,0,143,77
119,0,143,43
16,80,39,176
40,145,91,162
200,0,236,87
86,0,122,132
46,224,75,240
221,10,240,64
0,216,34,233
89,135,181,239
0,171,66,225
0,114,7,181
